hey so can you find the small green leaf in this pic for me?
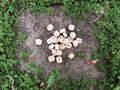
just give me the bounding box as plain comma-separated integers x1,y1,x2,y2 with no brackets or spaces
19,59,25,65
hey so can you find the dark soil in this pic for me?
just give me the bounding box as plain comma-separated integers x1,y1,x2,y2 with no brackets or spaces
16,7,105,80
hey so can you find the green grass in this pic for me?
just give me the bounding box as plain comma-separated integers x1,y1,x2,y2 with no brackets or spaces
58,78,95,90
46,70,60,90
20,50,29,59
0,0,120,90
17,33,27,43
77,51,86,58
28,61,44,74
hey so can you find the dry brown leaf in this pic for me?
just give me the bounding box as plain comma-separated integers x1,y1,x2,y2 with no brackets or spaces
91,60,99,64
85,60,92,65
85,60,99,65
40,81,45,87
29,57,35,61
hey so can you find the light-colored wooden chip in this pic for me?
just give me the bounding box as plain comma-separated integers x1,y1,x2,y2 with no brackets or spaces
58,35,64,43
55,50,62,56
76,38,83,44
70,32,76,39
66,43,72,49
48,55,55,62
68,53,75,59
48,44,55,50
68,24,75,31
63,39,70,45
50,36,58,43
72,40,78,47
53,31,60,37
63,32,68,38
56,56,63,63
55,44,59,50
52,49,57,56
59,44,66,50
35,39,42,45
47,24,54,31
59,28,66,33
47,38,52,44
67,37,73,43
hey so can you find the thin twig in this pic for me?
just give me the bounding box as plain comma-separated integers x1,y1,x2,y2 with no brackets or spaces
89,17,99,23
5,75,15,90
